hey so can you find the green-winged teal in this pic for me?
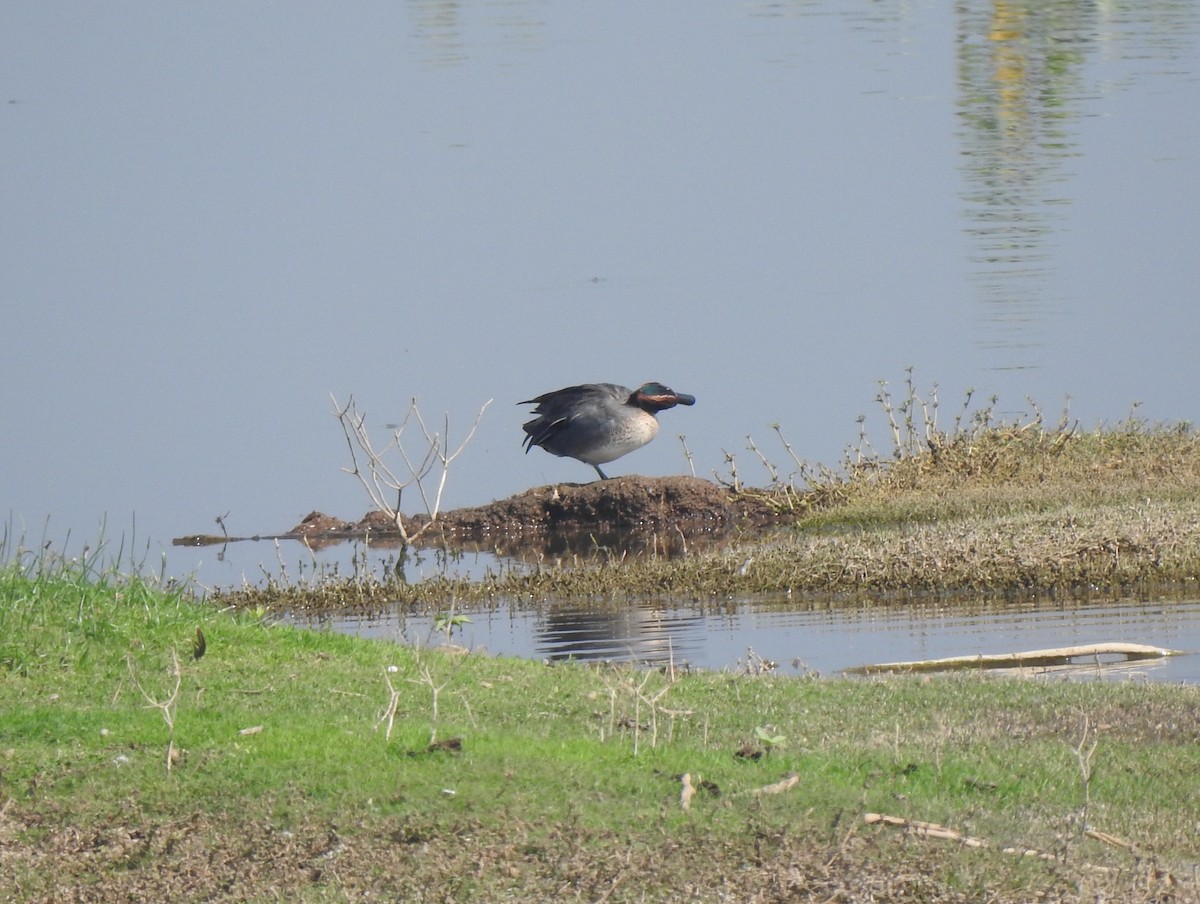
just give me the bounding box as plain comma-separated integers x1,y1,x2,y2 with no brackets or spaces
520,382,696,480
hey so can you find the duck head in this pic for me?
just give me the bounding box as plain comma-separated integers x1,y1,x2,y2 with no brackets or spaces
631,382,697,412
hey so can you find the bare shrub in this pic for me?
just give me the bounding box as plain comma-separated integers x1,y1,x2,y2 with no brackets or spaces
332,394,491,545
721,367,1197,516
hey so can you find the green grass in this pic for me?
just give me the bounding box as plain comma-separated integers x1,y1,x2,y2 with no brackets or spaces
2,559,1199,901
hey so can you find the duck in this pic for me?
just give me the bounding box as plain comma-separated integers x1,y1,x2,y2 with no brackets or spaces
520,382,696,480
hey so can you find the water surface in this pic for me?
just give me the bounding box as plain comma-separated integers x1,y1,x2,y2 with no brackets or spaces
296,594,1200,683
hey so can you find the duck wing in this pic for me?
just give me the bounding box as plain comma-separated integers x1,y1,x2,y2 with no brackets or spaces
520,383,631,452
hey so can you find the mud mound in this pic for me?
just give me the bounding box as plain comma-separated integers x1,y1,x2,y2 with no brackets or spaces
281,476,777,540
176,477,781,558
419,475,777,534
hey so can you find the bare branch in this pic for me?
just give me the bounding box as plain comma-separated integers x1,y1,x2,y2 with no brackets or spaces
331,394,492,544
127,648,183,774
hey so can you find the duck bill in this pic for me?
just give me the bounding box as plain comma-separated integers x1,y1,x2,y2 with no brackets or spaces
640,390,695,409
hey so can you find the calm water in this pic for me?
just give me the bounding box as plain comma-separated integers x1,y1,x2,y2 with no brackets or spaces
4,2,1200,674
297,594,1200,683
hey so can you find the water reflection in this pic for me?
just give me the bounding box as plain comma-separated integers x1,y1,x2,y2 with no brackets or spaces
408,1,466,67
407,0,546,69
956,0,1090,370
955,0,1197,371
173,519,733,590
538,602,706,664
311,595,1200,683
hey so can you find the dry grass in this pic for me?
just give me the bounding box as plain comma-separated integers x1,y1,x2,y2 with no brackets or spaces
218,406,1200,611
736,375,1200,521
705,383,1200,597
202,376,1200,613
3,807,1190,903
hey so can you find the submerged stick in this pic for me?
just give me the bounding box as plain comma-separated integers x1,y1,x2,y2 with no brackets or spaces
845,642,1183,676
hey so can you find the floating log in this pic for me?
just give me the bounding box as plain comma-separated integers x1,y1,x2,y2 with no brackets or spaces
845,642,1184,676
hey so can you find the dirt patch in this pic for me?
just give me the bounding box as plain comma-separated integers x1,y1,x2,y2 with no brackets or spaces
0,804,1166,903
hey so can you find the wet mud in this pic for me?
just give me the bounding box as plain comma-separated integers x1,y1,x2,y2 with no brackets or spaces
174,476,782,559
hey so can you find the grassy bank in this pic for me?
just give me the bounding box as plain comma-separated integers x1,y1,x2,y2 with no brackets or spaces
223,406,1200,614
2,559,1199,902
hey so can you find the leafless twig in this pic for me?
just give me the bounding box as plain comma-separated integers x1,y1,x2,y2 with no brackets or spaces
332,394,491,544
127,648,183,774
376,669,403,741
409,665,449,746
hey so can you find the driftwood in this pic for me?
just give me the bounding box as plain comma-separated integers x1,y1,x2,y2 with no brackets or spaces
865,813,1074,864
845,642,1183,676
680,773,695,811
679,772,798,810
865,813,990,849
868,816,1084,864
865,814,1181,885
752,772,800,797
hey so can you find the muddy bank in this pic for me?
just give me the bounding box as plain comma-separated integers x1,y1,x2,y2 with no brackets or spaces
175,476,783,558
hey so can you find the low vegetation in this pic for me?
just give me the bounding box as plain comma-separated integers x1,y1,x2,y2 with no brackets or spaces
2,556,1198,902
